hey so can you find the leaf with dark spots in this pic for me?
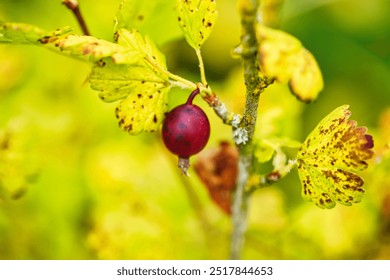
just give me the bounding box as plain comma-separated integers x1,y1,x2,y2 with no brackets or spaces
176,0,217,50
297,105,374,209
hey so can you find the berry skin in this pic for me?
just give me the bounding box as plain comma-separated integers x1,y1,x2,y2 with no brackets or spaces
162,88,210,175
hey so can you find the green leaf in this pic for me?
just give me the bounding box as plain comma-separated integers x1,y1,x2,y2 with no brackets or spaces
297,105,374,209
254,140,275,163
115,0,183,45
0,22,72,45
254,137,301,164
113,28,167,69
176,0,218,49
270,137,302,149
90,29,171,134
256,24,324,102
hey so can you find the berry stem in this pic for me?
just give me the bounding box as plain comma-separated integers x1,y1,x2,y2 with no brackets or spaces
186,88,200,105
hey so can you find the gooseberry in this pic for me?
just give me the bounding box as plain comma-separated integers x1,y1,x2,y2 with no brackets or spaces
162,88,210,175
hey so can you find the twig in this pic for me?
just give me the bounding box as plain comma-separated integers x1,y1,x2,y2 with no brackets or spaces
63,0,90,36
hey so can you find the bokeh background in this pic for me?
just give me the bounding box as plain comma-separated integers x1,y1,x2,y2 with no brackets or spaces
1,0,390,259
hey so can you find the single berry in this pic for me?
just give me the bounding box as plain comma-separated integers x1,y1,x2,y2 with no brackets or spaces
162,88,210,175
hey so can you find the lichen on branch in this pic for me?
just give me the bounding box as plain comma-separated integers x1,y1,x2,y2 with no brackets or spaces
230,0,273,260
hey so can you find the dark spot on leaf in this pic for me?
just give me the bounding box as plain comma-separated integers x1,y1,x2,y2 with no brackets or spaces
38,36,50,44
364,134,374,149
125,124,133,132
153,114,158,123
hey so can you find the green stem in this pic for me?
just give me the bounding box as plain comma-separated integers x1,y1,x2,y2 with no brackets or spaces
196,48,208,87
143,56,196,89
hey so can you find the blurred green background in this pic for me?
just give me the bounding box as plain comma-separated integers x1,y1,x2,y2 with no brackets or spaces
0,0,390,259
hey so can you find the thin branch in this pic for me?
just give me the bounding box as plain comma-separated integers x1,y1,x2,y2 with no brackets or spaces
196,48,208,87
230,0,273,259
203,92,242,126
63,0,90,36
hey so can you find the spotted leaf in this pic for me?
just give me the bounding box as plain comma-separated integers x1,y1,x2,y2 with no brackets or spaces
0,22,132,63
1,22,171,135
176,0,217,50
89,29,171,134
297,105,374,209
115,83,169,134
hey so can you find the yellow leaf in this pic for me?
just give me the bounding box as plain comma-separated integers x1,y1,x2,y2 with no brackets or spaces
89,29,171,135
256,24,324,102
257,25,302,83
297,105,374,209
289,49,323,102
177,0,218,49
115,84,169,134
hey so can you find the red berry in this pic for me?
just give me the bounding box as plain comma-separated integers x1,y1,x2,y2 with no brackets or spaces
162,89,210,174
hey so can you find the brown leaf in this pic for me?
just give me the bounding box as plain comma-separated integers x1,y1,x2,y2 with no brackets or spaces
193,141,238,214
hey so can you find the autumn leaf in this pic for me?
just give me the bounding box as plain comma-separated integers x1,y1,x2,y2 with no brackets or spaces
256,24,324,102
297,105,374,209
90,29,171,134
114,83,169,134
194,141,238,214
1,21,171,135
176,0,218,50
0,22,129,63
